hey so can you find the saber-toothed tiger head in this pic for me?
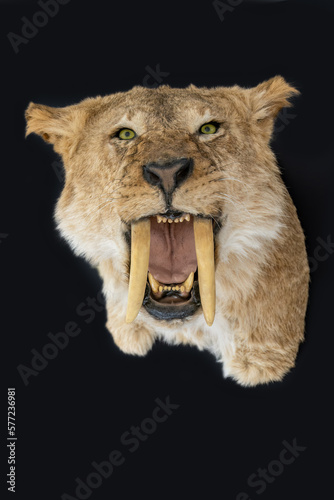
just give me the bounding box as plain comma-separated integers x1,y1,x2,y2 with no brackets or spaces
25,77,299,328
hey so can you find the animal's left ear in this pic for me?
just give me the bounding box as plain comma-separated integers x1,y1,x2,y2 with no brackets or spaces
246,75,299,121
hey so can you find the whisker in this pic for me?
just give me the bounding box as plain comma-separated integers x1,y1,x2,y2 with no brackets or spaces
84,185,124,204
213,194,252,217
94,199,118,212
216,161,239,170
210,162,252,188
80,195,122,227
215,177,249,188
209,214,222,228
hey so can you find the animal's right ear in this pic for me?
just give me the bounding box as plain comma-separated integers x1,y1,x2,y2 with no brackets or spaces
25,102,87,147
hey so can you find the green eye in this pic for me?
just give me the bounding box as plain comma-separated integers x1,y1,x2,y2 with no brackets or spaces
118,128,136,140
200,123,218,134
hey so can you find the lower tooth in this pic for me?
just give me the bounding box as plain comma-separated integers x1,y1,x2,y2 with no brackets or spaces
181,272,194,293
148,271,160,294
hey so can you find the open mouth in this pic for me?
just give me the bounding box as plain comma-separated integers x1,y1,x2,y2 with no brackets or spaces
125,212,216,326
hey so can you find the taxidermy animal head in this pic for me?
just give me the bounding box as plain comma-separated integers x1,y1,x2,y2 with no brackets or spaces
25,76,309,386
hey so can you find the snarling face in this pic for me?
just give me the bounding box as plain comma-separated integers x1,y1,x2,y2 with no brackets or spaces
25,77,298,327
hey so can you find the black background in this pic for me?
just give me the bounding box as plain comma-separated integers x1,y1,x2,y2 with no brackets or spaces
1,0,334,499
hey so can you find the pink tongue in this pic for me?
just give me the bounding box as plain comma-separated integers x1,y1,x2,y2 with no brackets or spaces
149,217,197,284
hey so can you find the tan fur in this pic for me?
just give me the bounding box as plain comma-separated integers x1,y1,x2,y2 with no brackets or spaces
25,76,309,386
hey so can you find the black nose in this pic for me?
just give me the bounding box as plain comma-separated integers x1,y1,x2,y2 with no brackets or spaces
143,157,193,199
